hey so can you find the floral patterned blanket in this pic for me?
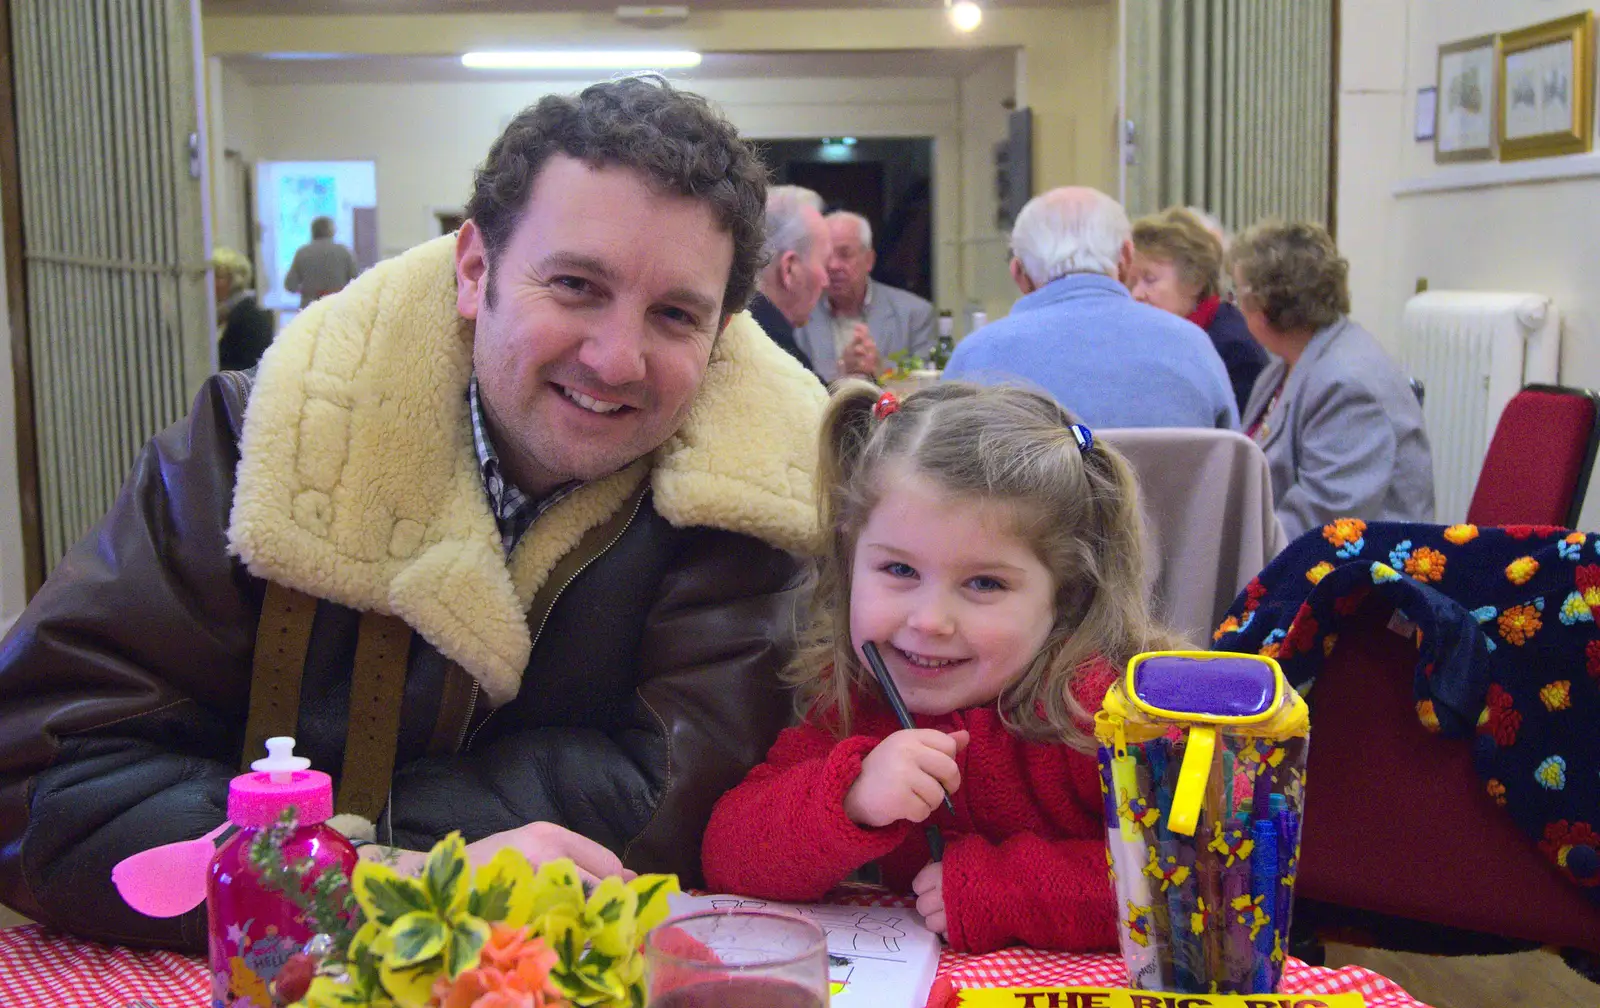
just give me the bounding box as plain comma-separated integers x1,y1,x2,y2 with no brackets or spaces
1211,520,1599,903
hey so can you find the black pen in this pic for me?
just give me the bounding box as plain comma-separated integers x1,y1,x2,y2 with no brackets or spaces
861,641,954,862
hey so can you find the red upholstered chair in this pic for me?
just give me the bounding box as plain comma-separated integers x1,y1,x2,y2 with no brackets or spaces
1294,602,1600,954
1466,384,1600,529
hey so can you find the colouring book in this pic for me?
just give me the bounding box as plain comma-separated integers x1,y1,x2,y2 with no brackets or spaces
667,893,941,1007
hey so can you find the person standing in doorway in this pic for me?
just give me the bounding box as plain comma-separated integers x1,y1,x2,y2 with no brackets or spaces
284,215,359,309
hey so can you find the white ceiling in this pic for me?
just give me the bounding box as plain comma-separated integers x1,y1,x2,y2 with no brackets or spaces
224,47,1007,84
205,0,1084,13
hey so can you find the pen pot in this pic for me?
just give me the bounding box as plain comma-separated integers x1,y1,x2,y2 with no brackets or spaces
1093,651,1309,994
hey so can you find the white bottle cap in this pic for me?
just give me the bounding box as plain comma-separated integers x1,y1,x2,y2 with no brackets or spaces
252,736,312,783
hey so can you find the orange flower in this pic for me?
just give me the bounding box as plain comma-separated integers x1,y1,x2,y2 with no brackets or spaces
1443,524,1479,545
1213,615,1240,641
1498,604,1543,645
1306,562,1334,585
1322,518,1366,548
437,926,560,1008
1404,547,1447,583
1487,779,1506,806
1506,556,1539,585
1416,700,1440,732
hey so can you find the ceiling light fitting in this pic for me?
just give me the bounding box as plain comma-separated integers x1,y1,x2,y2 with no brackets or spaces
947,0,982,33
461,50,703,70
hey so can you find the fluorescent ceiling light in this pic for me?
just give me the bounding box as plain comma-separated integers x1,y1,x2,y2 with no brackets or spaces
461,50,702,70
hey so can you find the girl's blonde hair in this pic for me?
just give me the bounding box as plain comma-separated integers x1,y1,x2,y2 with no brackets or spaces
790,380,1181,752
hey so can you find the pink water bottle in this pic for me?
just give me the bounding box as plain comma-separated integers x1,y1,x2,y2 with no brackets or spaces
208,736,358,1008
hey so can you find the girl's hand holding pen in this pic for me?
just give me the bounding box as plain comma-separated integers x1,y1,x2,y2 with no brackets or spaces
843,728,970,827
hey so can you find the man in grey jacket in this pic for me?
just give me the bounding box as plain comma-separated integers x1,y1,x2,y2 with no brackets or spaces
797,210,936,381
285,216,359,309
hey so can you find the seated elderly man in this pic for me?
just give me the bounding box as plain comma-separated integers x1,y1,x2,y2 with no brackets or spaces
943,186,1238,430
797,210,936,381
0,76,825,949
746,185,830,376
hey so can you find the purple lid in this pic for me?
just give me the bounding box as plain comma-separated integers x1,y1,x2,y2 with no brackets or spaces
1132,654,1277,718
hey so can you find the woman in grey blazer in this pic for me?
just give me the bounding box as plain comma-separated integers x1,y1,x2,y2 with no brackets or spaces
1230,222,1434,541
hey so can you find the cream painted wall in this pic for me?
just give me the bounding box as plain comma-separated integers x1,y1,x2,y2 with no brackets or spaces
0,187,29,633
1337,0,1600,530
202,6,1119,200
229,73,982,311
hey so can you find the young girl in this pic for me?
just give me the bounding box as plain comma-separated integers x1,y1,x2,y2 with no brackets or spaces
701,380,1181,954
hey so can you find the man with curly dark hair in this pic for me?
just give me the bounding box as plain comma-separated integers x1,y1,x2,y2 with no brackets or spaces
0,76,826,949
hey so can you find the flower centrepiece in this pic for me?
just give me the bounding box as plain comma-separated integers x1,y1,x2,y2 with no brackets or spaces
256,821,678,1008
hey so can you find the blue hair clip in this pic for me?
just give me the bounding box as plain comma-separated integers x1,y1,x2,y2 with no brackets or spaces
1070,424,1094,453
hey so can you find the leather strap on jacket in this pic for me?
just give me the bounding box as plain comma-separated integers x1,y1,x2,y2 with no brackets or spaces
336,611,413,821
241,581,318,770
245,582,415,823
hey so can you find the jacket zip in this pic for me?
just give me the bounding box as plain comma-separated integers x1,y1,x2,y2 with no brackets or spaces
460,489,649,753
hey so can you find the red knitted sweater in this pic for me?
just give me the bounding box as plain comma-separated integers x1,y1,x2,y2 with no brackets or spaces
701,659,1119,954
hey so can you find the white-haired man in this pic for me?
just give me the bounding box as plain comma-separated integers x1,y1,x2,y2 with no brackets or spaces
796,211,936,381
747,185,830,375
943,186,1238,429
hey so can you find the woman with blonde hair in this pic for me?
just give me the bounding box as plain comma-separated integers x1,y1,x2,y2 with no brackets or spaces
1228,221,1433,540
213,247,275,371
703,380,1182,953
1129,206,1265,414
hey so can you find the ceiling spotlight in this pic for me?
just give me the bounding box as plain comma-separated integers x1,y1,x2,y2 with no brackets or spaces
948,0,982,33
461,50,703,70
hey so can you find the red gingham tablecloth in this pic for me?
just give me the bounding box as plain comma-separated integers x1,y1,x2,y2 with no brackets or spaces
0,922,1432,1008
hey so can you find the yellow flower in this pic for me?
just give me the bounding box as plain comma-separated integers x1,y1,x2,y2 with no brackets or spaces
1506,556,1540,585
1306,561,1334,585
1487,779,1506,806
1540,680,1572,711
1404,547,1447,583
1416,700,1440,732
1498,604,1543,645
1444,524,1479,545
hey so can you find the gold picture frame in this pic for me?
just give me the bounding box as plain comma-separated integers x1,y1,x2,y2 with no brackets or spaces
1497,11,1595,161
1436,33,1498,162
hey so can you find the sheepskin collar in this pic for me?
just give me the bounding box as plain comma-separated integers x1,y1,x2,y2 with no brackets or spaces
228,234,825,704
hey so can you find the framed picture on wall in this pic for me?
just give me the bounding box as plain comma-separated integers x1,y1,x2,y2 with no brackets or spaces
1436,33,1497,162
1498,11,1595,161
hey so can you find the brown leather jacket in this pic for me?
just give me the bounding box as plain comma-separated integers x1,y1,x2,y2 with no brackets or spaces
0,236,827,950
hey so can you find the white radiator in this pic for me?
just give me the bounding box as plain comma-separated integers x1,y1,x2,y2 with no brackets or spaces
1400,292,1560,523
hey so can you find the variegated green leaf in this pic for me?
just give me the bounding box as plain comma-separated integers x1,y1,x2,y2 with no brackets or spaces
467,846,533,924
421,832,470,916
628,874,679,934
352,862,429,928
527,857,585,921
376,956,441,1008
445,913,491,978
384,911,447,968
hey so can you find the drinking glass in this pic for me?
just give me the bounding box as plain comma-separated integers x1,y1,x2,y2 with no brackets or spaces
645,909,830,1008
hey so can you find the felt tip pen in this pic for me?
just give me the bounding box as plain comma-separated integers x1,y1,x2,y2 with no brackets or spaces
861,641,953,860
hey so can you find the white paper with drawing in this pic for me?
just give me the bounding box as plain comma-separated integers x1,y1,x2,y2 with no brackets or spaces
666,893,940,1007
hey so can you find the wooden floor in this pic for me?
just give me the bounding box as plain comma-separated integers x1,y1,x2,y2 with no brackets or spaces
1324,943,1597,1008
